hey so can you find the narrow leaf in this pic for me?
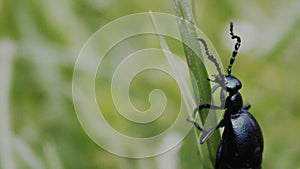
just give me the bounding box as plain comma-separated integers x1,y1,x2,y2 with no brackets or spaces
173,0,221,167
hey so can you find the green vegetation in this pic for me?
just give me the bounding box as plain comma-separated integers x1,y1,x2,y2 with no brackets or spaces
1,0,300,169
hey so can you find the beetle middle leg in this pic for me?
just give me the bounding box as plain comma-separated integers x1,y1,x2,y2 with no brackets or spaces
188,103,223,130
187,103,223,133
186,118,204,131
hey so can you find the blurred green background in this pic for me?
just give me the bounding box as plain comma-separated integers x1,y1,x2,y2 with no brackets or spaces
1,0,300,169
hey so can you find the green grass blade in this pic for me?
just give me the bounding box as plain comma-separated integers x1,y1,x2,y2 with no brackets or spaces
149,11,207,169
173,0,221,167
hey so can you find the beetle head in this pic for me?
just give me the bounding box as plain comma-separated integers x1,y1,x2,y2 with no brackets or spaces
225,75,241,94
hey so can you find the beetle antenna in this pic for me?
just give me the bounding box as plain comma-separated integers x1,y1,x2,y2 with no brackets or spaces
227,21,241,75
197,38,224,79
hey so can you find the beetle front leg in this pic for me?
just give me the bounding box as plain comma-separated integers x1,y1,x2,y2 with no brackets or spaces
193,104,223,118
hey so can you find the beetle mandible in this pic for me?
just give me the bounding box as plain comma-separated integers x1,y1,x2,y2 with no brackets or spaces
187,21,264,169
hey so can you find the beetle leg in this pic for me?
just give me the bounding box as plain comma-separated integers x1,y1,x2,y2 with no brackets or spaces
193,104,223,118
211,83,221,93
186,118,204,131
215,141,223,169
242,104,251,110
200,119,225,143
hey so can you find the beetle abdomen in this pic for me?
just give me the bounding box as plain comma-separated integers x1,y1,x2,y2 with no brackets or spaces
220,110,263,168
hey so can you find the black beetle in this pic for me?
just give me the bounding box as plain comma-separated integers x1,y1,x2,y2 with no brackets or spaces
187,21,264,169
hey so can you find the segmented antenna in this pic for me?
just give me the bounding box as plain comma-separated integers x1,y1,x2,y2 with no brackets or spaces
227,21,241,75
197,38,223,77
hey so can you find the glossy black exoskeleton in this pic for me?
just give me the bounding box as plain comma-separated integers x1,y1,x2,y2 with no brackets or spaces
187,21,264,169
